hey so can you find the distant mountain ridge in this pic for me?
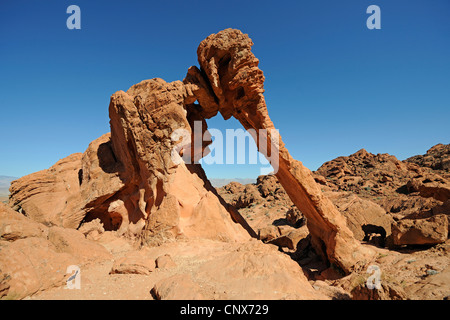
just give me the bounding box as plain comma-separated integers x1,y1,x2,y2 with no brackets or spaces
210,178,256,188
0,175,17,197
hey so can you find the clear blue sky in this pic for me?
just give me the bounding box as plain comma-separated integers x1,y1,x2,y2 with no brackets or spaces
1,0,449,179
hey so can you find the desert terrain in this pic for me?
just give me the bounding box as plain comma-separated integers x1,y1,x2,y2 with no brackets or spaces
1,29,448,301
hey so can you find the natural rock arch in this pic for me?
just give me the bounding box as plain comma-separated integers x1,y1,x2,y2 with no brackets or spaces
9,28,374,274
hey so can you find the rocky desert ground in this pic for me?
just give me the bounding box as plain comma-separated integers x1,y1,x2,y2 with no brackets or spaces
0,29,448,301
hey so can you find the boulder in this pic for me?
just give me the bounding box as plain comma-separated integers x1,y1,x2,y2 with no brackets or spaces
392,215,448,246
285,206,305,227
110,250,156,275
78,218,105,241
257,225,281,242
47,226,111,263
0,203,48,241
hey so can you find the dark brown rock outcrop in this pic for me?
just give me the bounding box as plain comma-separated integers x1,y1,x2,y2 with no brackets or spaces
406,144,450,172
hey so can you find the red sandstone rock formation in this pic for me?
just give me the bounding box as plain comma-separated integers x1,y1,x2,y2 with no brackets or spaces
9,153,84,228
8,28,373,274
107,78,254,243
